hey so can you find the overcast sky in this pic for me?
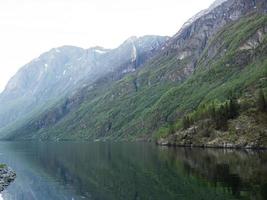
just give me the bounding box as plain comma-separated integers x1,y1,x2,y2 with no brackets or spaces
0,0,215,92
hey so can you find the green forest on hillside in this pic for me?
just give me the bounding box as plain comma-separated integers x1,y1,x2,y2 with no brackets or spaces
4,14,267,144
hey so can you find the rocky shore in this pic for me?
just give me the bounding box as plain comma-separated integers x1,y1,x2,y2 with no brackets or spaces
156,131,267,149
156,112,267,149
156,138,267,149
0,164,16,192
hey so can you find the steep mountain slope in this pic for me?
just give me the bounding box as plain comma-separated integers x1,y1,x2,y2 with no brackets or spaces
156,13,267,147
3,0,267,143
0,36,168,136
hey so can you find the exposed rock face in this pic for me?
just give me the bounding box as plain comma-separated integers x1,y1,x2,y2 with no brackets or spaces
161,0,267,82
180,0,228,30
239,25,267,50
0,165,16,192
1,0,267,141
0,35,168,135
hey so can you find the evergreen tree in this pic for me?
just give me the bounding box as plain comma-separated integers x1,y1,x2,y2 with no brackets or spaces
182,116,191,129
215,104,228,130
223,105,228,127
228,96,239,119
209,102,216,120
257,89,266,112
169,123,176,134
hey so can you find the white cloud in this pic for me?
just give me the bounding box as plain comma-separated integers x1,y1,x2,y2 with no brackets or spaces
0,0,214,92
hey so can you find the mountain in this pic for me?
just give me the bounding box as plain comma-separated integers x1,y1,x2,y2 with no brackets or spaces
180,0,228,30
1,0,267,146
0,36,168,136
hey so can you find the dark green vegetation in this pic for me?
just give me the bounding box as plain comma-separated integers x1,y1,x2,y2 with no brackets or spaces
257,89,267,112
0,164,6,169
158,15,267,146
3,13,267,145
0,36,168,138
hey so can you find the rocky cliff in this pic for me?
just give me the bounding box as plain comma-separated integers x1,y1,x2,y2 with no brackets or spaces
2,0,267,144
0,36,168,136
159,0,267,82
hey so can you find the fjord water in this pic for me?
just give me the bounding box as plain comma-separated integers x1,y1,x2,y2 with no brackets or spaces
0,142,266,200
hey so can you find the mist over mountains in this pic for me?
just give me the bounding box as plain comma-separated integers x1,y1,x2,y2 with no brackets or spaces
0,0,266,146
0,36,168,134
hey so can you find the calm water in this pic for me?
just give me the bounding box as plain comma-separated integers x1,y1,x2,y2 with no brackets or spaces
0,142,266,200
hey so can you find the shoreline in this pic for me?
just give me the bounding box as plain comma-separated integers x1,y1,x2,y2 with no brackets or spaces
156,141,267,150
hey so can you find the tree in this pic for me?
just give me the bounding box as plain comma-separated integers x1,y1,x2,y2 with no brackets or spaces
228,97,239,119
214,104,228,130
168,123,176,134
257,89,266,112
208,102,216,120
182,116,191,129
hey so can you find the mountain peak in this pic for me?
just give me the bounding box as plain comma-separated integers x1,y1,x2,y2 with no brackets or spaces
124,36,138,43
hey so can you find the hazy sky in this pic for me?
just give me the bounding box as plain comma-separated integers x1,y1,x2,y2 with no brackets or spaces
0,0,214,92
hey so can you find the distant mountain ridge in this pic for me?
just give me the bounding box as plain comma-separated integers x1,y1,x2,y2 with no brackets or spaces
0,35,168,133
1,0,267,144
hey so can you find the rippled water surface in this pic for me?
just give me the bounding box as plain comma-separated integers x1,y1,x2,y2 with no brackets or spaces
0,142,266,200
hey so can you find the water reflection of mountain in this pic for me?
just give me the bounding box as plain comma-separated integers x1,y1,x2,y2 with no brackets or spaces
1,142,266,200
161,148,267,200
0,142,83,200
10,142,236,200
